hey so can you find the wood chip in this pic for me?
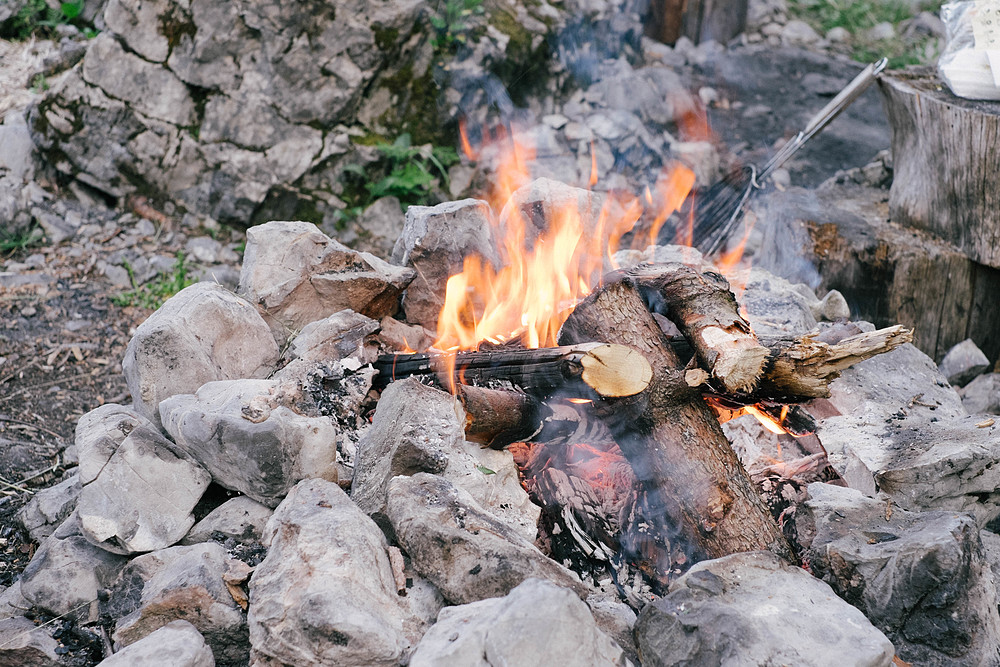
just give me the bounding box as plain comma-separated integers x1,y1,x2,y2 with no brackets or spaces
978,418,996,428
388,545,406,595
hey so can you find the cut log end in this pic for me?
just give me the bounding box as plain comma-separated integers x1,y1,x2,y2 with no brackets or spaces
700,326,769,393
580,344,653,398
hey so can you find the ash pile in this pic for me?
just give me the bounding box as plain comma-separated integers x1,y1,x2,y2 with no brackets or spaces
3,177,1000,667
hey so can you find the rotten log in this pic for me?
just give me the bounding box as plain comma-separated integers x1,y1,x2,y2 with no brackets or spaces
557,269,796,565
372,342,652,398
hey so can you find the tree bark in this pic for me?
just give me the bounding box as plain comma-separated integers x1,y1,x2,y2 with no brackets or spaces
879,67,1000,269
557,274,795,564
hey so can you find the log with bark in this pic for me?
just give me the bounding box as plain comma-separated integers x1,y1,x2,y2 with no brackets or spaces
879,67,1000,269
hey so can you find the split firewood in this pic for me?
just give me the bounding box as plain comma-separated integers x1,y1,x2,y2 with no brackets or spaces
557,273,796,566
627,263,769,394
372,342,652,399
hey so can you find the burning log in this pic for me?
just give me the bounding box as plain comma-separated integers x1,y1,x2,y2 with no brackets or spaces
557,272,796,565
628,263,768,394
457,384,543,450
372,342,652,398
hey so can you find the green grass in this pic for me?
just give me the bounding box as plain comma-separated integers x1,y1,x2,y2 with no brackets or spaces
0,225,43,255
1,0,88,40
789,0,944,68
111,252,197,310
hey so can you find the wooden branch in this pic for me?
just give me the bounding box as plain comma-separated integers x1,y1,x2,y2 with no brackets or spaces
457,384,544,450
628,263,768,394
557,274,795,567
372,343,652,398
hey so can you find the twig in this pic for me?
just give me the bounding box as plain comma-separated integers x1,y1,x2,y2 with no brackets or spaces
0,415,65,439
0,369,102,403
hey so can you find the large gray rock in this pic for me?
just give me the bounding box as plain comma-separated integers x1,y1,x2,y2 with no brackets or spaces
387,473,587,605
795,483,1000,666
939,338,991,387
634,551,895,667
0,616,60,667
97,620,214,667
285,309,380,364
74,404,151,485
16,472,80,543
354,378,540,541
181,495,273,546
159,378,339,507
249,478,423,666
960,373,1000,415
410,578,626,666
19,515,128,622
238,221,415,343
76,422,212,554
740,268,819,337
122,282,279,426
391,199,498,329
107,543,248,664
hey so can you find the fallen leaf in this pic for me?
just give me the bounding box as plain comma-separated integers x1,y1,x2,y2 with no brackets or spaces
476,465,496,475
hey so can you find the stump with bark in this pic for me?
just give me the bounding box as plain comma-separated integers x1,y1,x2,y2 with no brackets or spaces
879,67,1000,269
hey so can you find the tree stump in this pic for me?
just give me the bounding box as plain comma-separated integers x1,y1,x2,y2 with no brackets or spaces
644,0,748,46
879,67,1000,269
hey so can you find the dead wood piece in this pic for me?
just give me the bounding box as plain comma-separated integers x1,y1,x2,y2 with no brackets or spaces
372,342,652,398
557,274,795,568
458,384,543,450
759,325,913,399
629,263,768,394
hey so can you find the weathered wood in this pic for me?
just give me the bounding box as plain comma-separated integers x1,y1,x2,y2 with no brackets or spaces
879,67,1000,269
645,0,748,46
629,263,768,393
557,274,795,565
457,384,543,450
372,343,651,398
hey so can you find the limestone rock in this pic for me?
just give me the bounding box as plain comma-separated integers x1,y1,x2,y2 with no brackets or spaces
336,195,405,260
740,268,819,337
387,473,587,605
239,221,414,343
122,282,279,426
795,483,1000,666
410,578,626,666
19,516,128,622
960,373,1000,415
391,199,498,329
97,620,214,667
286,309,380,364
77,422,212,554
74,404,151,485
0,616,60,667
248,479,419,666
108,543,248,664
939,338,990,387
181,496,273,546
159,379,338,507
634,551,895,667
16,473,80,543
354,378,539,541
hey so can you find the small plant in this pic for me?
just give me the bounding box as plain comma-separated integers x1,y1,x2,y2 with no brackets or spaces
111,252,197,310
30,74,48,94
3,0,88,40
0,225,42,255
430,0,484,52
366,133,459,204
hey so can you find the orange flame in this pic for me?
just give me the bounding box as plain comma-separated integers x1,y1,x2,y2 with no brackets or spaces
645,163,696,249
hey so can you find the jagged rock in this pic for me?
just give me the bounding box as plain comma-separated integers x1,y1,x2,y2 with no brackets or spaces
19,514,128,622
740,268,819,337
0,616,60,667
285,309,380,364
391,199,498,329
387,473,587,605
377,316,435,353
248,479,424,667
960,373,1000,415
16,473,80,543
159,379,338,507
107,543,247,664
634,551,895,667
238,221,415,343
122,282,279,426
74,404,151,485
0,582,30,621
0,112,37,181
795,483,1000,666
353,378,540,541
336,195,405,259
410,578,626,667
939,338,990,387
76,422,211,554
96,620,214,667
181,496,273,546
